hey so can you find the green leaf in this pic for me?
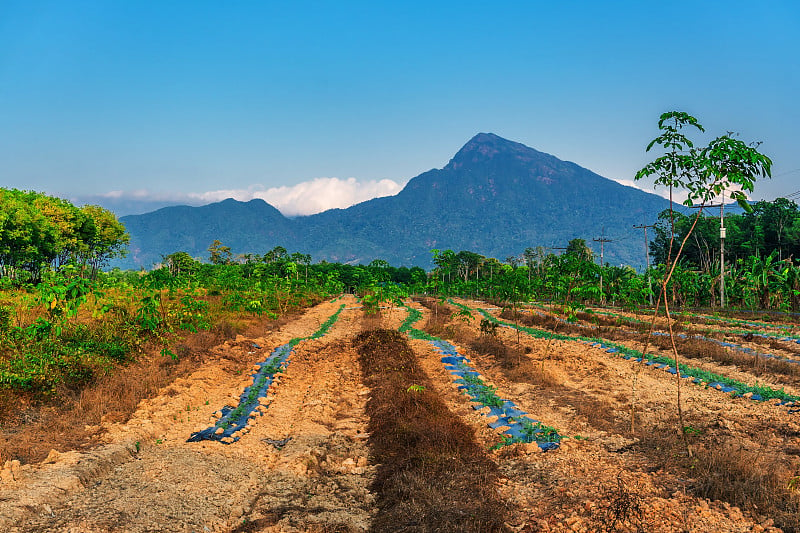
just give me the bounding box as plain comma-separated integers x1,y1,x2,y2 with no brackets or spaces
736,197,754,213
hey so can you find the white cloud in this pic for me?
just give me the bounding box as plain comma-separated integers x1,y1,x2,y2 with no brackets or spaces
613,179,750,207
94,177,404,217
613,179,650,192
613,179,689,204
254,177,402,216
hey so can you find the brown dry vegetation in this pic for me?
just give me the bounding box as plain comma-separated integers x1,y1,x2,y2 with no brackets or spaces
575,309,800,357
692,443,800,527
354,329,508,532
0,314,288,464
483,304,800,531
509,308,800,383
413,296,451,337
5,296,800,531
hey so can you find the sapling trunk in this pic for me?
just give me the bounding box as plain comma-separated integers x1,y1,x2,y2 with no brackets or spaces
657,208,703,457
630,287,664,434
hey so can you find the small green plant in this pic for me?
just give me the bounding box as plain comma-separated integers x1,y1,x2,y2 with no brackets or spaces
518,418,561,443
0,305,11,333
406,384,425,393
683,425,702,436
451,307,474,324
361,293,380,315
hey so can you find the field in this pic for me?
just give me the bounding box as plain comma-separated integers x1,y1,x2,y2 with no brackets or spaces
3,292,800,532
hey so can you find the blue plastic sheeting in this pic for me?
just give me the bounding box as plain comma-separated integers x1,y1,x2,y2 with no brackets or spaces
442,355,469,365
707,382,739,394
426,338,560,451
590,340,800,410
449,369,482,378
488,417,515,429
695,333,800,365
556,310,800,365
187,343,293,443
645,324,800,365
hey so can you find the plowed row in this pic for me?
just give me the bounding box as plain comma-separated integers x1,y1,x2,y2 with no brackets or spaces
1,296,792,532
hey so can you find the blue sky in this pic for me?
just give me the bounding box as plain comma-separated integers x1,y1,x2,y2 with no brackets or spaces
1,1,798,215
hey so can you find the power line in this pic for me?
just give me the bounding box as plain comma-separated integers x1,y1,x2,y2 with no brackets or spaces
774,168,800,178
786,189,800,199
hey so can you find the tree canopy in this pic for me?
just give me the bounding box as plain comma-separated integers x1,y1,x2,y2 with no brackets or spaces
0,189,129,281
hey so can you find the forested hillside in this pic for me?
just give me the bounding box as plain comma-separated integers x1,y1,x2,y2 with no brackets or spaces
118,133,671,269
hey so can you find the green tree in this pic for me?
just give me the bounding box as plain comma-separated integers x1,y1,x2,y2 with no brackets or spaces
632,111,772,447
0,190,128,282
80,204,130,277
263,246,287,264
290,252,312,280
164,251,199,277
208,240,233,265
565,238,593,262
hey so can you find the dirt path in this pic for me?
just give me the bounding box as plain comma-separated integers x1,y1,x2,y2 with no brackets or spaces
2,296,377,532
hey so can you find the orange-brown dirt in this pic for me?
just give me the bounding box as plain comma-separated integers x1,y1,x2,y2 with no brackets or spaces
0,295,795,531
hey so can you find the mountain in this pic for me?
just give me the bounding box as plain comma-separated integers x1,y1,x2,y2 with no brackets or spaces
117,133,671,269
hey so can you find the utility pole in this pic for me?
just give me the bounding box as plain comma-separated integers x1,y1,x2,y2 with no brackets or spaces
593,229,613,304
634,224,655,306
720,191,726,309
688,202,724,308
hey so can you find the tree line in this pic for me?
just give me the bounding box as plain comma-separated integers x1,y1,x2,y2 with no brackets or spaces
650,198,800,268
0,189,129,282
163,244,427,291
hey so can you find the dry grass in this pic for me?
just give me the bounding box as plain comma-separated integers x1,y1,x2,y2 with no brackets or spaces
0,315,261,464
414,297,453,338
505,308,800,383
469,333,559,388
468,305,800,530
360,308,383,332
644,332,800,381
692,443,800,531
354,329,508,532
766,336,800,355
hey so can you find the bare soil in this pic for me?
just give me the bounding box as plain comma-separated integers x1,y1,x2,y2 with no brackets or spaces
1,296,795,532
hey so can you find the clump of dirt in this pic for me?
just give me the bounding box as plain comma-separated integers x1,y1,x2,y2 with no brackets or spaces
233,433,375,533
